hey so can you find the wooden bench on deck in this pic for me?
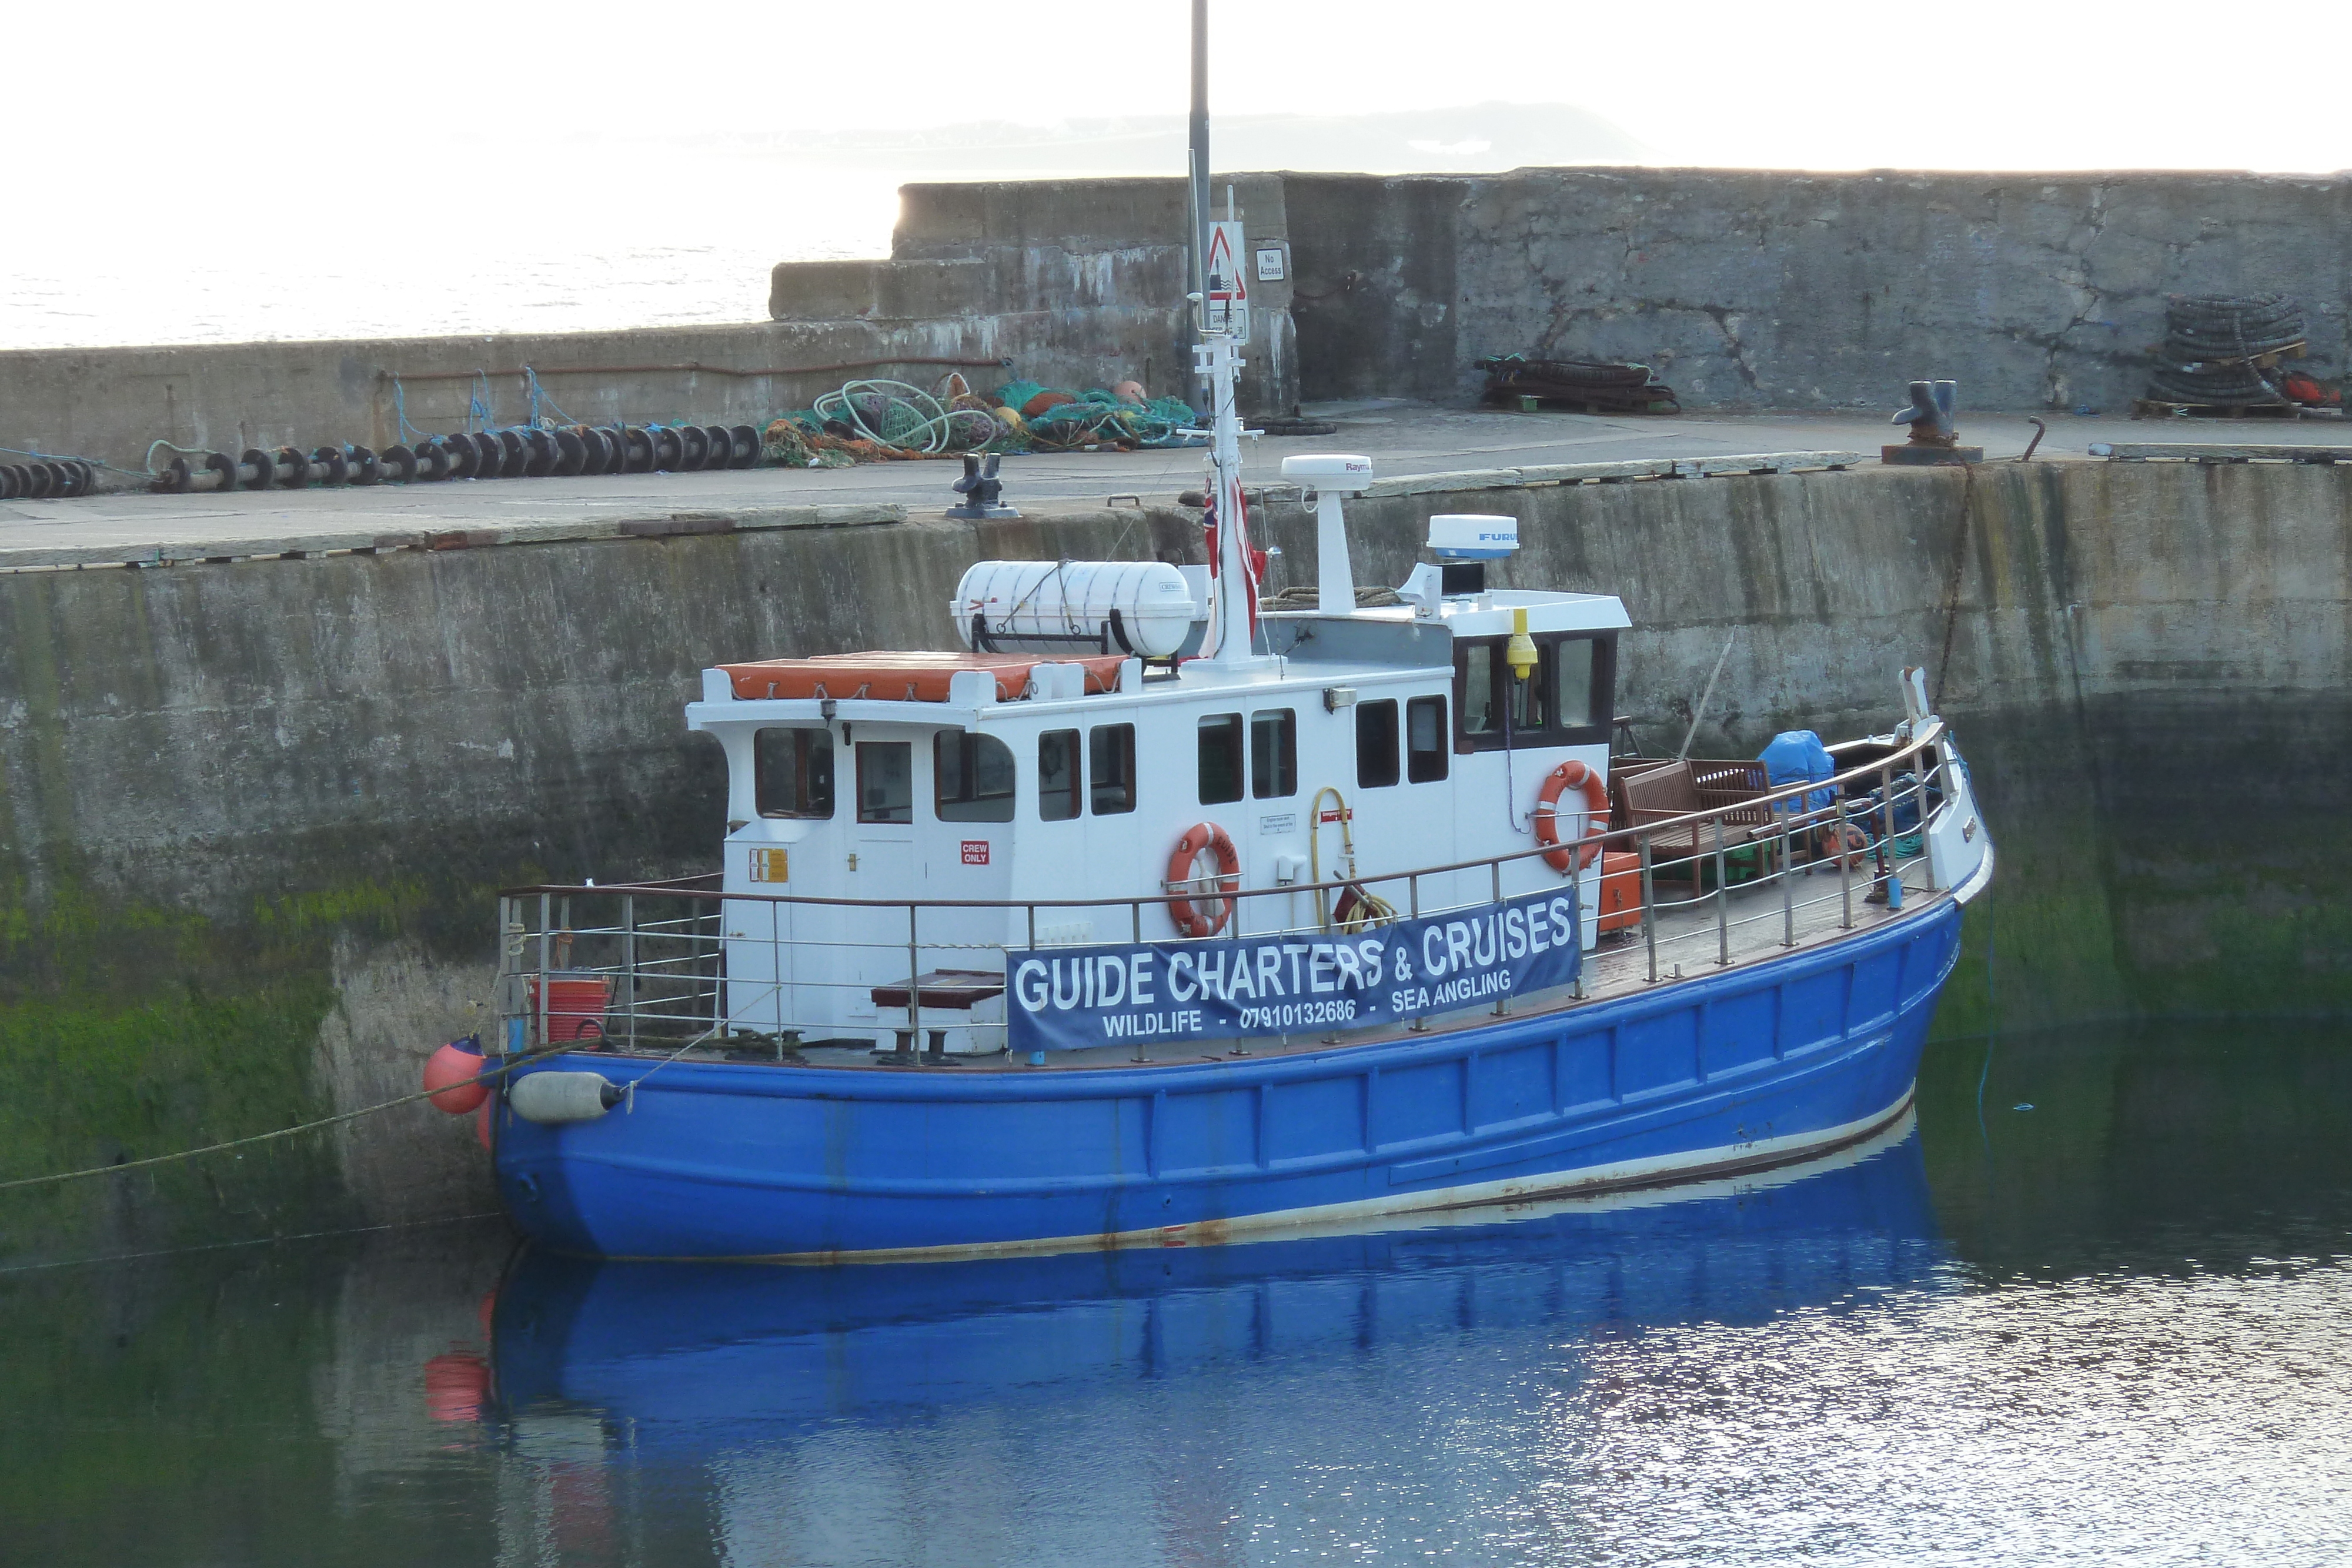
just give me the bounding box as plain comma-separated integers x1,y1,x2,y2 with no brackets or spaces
1613,758,1787,888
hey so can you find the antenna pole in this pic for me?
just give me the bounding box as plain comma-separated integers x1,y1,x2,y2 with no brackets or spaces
1188,0,1211,407
1190,0,1210,296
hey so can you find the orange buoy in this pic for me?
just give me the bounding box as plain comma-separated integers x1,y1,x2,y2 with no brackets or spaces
423,1036,489,1114
1533,760,1612,873
1167,823,1241,938
423,1352,489,1423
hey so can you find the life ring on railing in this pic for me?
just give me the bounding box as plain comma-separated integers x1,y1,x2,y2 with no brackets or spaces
1533,760,1611,874
1166,822,1241,937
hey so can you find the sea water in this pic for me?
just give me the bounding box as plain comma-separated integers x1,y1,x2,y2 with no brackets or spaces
1,1019,2346,1566
0,160,902,352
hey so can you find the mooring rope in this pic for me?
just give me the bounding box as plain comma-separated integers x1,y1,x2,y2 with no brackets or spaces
0,1041,570,1195
5,443,149,480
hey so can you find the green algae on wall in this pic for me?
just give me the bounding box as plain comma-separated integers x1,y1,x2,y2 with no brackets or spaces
0,873,363,1263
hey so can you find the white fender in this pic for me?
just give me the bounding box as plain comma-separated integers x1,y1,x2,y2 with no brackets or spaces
509,1071,624,1125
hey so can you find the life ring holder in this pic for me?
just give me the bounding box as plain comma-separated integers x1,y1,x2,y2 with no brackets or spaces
1166,822,1241,937
1533,760,1611,874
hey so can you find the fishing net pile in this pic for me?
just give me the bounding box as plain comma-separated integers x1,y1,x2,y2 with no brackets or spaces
761,375,1201,467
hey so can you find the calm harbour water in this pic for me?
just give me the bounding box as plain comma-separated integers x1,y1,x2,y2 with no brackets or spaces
2,1020,2346,1566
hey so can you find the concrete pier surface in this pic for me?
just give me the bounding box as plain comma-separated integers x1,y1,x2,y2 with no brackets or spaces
4,404,2346,569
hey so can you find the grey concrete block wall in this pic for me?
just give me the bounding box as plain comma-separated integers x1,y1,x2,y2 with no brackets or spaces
14,464,2346,935
893,178,1195,258
1287,167,2352,412
9,165,2348,486
0,321,1013,478
771,173,1301,413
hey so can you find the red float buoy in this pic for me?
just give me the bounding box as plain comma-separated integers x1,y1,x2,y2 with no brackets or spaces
423,1036,489,1114
423,1352,489,1422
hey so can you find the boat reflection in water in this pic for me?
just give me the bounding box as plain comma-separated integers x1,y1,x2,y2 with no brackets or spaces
490,1111,1943,1436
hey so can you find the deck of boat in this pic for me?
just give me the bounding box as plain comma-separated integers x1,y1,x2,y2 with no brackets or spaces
592,849,1945,1076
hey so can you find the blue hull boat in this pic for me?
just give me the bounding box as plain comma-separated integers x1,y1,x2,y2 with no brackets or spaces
489,1112,1945,1429
495,884,1967,1261
465,326,1996,1262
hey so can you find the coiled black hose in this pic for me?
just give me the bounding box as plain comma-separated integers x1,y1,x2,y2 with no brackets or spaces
2146,293,2310,406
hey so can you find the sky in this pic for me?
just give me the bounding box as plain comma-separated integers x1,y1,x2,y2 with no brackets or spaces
15,0,2352,175
9,1,2350,347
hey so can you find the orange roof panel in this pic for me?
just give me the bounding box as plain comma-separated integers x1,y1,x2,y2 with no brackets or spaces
719,651,1126,703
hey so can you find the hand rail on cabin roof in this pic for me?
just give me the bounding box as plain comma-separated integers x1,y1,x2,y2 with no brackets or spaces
497,721,1950,912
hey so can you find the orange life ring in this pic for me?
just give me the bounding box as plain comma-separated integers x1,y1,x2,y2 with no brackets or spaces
1533,760,1611,874
1167,822,1241,937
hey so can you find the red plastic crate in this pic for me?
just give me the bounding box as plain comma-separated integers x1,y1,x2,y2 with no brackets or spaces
526,972,613,1042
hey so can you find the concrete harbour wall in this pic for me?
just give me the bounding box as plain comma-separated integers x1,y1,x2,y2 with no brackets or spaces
2,458,2347,1262
11,166,2345,482
0,318,1069,485
0,176,1299,480
1285,168,2352,410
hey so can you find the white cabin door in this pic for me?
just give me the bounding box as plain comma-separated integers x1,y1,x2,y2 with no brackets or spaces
844,738,918,1027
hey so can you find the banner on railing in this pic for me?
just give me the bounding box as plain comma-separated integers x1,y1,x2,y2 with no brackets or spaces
1006,887,1582,1054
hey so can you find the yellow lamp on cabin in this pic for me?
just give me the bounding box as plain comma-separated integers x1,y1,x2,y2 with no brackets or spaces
1505,606,1538,681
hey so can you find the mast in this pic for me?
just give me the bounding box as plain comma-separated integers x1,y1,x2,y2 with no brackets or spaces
1192,330,1262,667
1188,0,1210,316
1182,0,1265,670
1185,0,1261,667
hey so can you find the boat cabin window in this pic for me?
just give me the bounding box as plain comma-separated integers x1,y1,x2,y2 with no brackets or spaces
1251,709,1297,799
1452,631,1616,751
935,731,1015,823
1356,698,1400,788
1459,644,1498,737
1555,636,1600,729
1407,695,1449,782
1198,714,1244,804
754,727,835,819
1510,645,1551,731
856,741,913,824
1090,723,1137,815
1038,730,1081,821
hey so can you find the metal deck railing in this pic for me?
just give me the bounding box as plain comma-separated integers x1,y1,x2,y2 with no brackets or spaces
493,721,1960,1060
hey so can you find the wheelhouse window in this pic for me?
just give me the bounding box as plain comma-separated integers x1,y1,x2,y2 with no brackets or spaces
1090,723,1137,815
1356,698,1400,788
1198,714,1244,805
1555,636,1599,729
1250,709,1297,799
935,731,1015,823
754,727,835,818
1460,644,1498,737
1038,730,1081,821
1407,696,1449,782
1452,631,1616,751
856,741,913,824
1509,643,1551,732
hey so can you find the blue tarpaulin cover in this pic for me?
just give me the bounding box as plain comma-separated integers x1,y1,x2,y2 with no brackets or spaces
1760,730,1835,812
